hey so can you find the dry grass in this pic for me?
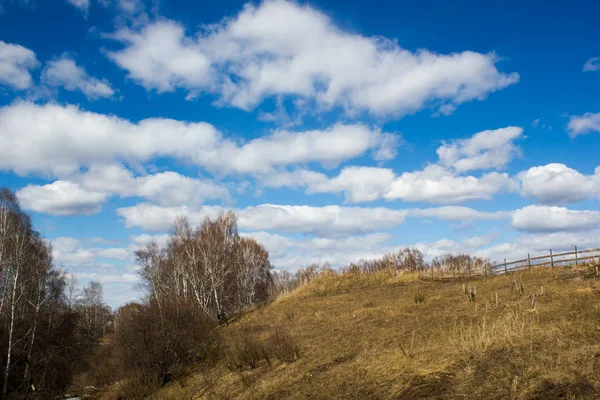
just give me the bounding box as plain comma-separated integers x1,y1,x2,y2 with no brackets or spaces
112,265,600,399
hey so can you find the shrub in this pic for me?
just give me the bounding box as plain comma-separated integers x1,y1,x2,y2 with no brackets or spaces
225,335,270,371
113,300,218,395
266,325,300,363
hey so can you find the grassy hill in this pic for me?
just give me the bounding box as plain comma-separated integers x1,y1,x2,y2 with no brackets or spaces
99,266,600,399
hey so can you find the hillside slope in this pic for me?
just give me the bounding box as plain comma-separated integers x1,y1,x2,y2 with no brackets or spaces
111,267,600,399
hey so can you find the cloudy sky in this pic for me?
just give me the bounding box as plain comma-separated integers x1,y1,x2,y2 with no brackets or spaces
0,0,599,307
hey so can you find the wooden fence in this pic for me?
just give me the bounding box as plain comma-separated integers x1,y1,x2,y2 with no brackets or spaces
491,246,600,275
418,246,600,281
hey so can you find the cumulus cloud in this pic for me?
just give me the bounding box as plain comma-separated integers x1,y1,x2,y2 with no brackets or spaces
50,236,132,267
0,40,39,90
105,0,518,117
567,112,600,137
518,163,600,205
15,164,231,216
42,54,114,99
213,124,399,173
306,166,396,203
437,127,523,172
241,231,398,270
239,204,408,237
0,102,395,177
117,203,222,232
512,205,600,233
384,165,517,203
76,164,230,206
117,203,408,237
262,126,522,204
583,57,600,72
17,181,109,216
106,19,211,92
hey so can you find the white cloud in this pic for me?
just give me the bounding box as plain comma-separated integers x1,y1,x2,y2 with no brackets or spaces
117,203,222,232
410,206,512,222
51,237,96,266
210,124,399,174
476,230,600,264
50,236,133,267
117,202,408,236
515,231,600,253
256,230,498,271
107,20,210,92
0,102,219,176
0,40,39,90
437,126,523,173
74,272,140,284
0,102,394,177
76,164,230,206
306,166,396,203
262,126,522,204
17,181,109,216
567,112,600,137
106,0,518,117
65,0,89,11
518,163,600,205
265,160,519,206
462,233,499,248
130,233,171,249
241,231,294,259
259,168,328,190
117,201,510,238
96,247,131,260
512,205,600,233
15,164,231,216
583,57,600,72
42,54,114,99
239,204,408,237
384,165,517,203
242,231,397,270
117,0,145,15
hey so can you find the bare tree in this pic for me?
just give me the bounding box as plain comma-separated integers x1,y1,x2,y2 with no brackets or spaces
136,212,273,322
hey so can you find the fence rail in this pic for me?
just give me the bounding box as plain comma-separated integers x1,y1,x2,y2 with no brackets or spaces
492,246,600,275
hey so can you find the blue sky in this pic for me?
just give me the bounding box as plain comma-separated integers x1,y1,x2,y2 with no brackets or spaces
0,0,599,308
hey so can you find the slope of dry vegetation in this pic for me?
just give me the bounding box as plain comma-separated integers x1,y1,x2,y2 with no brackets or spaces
127,265,600,400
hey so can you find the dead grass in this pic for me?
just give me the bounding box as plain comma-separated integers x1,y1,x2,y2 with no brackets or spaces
111,265,600,399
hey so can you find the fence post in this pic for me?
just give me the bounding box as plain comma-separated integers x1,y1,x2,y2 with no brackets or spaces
528,253,531,270
484,262,488,279
574,245,578,267
550,249,554,268
504,258,507,275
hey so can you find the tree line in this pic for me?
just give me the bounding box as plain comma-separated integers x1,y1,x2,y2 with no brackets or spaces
0,188,111,399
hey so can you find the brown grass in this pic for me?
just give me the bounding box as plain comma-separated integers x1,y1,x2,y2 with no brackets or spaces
104,265,600,399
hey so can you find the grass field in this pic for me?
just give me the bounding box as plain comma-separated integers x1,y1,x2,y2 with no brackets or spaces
100,265,600,399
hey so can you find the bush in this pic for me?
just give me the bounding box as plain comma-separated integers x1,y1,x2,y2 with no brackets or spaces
266,325,300,363
112,300,217,396
225,335,270,371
